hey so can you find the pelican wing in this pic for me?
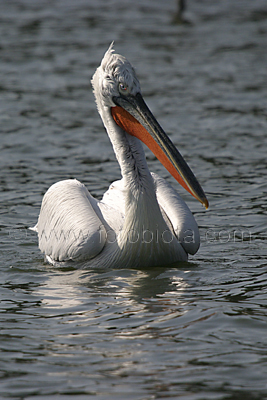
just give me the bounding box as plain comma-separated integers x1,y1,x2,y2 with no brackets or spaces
152,173,200,255
35,179,106,262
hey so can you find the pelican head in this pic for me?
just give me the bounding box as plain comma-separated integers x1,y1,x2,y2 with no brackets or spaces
92,43,208,209
92,43,140,110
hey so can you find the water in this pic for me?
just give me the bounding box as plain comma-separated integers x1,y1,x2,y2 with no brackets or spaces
1,0,267,398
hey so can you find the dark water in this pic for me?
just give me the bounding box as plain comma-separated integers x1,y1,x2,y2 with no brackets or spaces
1,0,267,398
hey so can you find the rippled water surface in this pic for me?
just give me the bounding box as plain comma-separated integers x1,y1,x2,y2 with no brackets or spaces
1,0,267,399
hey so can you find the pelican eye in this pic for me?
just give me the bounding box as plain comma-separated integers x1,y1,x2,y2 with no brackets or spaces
119,82,129,95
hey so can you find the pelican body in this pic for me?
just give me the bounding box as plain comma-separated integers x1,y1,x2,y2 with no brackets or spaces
33,45,208,268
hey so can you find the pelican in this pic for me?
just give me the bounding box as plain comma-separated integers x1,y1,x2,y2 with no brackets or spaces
32,44,208,268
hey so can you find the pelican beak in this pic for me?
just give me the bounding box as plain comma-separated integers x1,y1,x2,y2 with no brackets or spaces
112,92,208,209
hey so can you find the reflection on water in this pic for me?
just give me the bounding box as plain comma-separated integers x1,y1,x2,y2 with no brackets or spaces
39,266,189,313
3,261,266,399
1,0,267,398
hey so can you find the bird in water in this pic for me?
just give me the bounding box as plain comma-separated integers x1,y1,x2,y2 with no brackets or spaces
32,44,208,268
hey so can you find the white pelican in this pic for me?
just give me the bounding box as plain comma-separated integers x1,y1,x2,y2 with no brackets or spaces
32,44,208,268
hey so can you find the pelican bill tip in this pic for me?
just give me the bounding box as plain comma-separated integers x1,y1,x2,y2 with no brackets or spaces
203,198,209,210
